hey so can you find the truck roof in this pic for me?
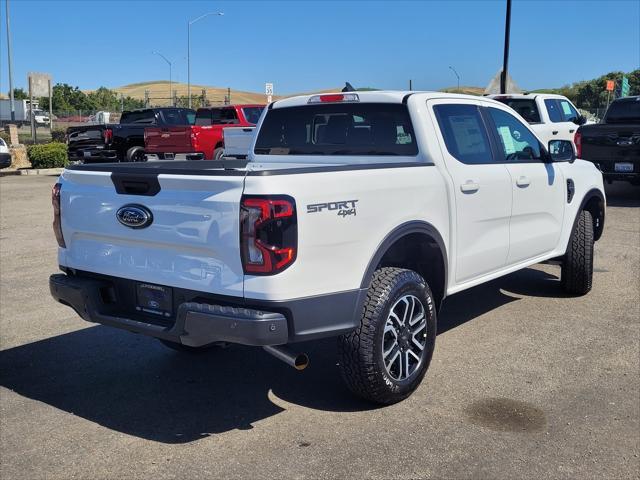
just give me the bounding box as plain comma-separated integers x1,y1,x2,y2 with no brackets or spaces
487,93,570,101
272,90,506,109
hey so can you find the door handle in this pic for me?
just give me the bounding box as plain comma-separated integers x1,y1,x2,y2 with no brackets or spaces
552,131,558,135
516,176,531,187
460,181,479,193
569,129,575,133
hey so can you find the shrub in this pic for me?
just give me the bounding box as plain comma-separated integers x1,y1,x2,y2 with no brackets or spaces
27,142,68,169
51,130,67,142
0,131,10,144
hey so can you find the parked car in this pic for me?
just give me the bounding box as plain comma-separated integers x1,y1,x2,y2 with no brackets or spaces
144,104,265,160
66,108,195,163
489,93,586,147
50,91,605,405
575,96,640,185
0,137,11,169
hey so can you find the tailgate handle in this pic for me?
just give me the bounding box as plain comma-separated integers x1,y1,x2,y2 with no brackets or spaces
111,173,161,196
242,128,253,132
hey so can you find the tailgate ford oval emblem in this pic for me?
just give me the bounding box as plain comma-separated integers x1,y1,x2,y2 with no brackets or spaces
116,204,153,229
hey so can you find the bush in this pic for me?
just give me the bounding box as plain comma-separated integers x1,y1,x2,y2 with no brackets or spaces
0,131,10,144
27,142,68,169
51,130,67,142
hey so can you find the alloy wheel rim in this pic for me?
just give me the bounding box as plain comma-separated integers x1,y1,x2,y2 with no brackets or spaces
382,294,427,382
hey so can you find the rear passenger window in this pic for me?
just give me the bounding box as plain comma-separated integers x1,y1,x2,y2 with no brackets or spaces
433,104,493,164
487,107,542,161
544,99,564,123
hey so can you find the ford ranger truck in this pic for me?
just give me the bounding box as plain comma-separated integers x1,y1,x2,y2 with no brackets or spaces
49,91,605,404
144,104,265,161
575,96,640,185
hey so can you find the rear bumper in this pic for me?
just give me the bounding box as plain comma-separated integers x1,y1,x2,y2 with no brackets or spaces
50,272,364,346
145,152,205,161
589,159,640,183
68,148,118,163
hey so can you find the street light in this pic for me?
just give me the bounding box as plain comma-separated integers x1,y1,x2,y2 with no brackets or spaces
153,51,172,105
448,66,460,93
188,11,224,108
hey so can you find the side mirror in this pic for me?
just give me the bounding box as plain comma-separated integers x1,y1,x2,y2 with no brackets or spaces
572,115,587,126
548,139,575,163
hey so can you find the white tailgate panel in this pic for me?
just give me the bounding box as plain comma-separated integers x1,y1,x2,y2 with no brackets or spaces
58,170,245,297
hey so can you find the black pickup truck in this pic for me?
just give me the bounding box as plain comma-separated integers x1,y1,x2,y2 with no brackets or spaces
66,108,195,163
576,96,640,185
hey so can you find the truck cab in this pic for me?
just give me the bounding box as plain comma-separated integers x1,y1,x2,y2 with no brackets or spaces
489,93,586,148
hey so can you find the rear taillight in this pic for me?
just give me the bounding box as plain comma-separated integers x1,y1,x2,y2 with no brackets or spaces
190,131,198,150
103,128,113,144
574,131,582,158
52,183,66,248
240,195,297,275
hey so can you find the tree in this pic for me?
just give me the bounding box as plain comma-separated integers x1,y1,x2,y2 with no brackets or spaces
8,88,28,99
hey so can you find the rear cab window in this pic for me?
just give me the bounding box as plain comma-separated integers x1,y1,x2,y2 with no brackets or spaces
160,109,195,126
493,98,541,124
120,110,156,124
604,98,640,124
242,106,265,124
254,103,418,156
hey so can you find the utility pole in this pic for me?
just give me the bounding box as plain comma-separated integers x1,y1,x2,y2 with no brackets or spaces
188,11,224,108
5,0,16,121
500,0,512,94
409,79,412,91
153,51,172,105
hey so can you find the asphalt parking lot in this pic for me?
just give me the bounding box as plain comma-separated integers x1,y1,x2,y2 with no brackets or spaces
0,174,638,479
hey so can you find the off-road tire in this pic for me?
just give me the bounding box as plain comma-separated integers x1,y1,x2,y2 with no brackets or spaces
561,209,594,295
213,147,225,160
338,267,437,405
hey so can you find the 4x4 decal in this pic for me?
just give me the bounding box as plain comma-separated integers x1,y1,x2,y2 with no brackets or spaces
307,200,358,217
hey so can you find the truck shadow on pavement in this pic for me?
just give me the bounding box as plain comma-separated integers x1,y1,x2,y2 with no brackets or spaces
0,267,564,444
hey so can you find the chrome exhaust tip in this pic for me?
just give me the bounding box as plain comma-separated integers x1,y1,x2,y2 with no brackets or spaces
263,345,309,371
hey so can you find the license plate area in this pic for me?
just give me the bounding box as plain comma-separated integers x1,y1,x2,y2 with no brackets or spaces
136,282,173,317
615,162,633,172
164,153,175,160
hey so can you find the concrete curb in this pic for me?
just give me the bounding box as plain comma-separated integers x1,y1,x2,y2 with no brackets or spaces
0,168,64,177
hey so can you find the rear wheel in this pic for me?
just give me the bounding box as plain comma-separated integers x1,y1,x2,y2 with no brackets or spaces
126,146,146,162
213,147,225,160
338,267,437,405
561,209,594,295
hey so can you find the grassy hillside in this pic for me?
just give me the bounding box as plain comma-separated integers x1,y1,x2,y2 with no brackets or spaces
439,86,485,95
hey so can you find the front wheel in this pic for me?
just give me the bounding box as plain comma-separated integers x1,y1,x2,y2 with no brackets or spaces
338,267,437,405
561,209,594,295
126,146,146,162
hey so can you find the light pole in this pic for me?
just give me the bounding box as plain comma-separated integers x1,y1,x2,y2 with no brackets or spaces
188,11,223,108
500,0,512,94
5,0,15,121
153,51,172,105
449,66,460,93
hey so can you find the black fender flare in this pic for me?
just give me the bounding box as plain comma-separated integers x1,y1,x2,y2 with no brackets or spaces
360,220,448,297
572,188,605,241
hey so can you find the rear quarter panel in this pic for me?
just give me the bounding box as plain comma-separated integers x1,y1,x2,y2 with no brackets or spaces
242,165,450,300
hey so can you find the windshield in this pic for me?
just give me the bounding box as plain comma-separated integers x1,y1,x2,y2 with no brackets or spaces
242,107,265,124
605,98,640,124
254,103,418,156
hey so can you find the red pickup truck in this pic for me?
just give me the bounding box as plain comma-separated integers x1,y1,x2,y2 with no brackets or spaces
144,104,265,160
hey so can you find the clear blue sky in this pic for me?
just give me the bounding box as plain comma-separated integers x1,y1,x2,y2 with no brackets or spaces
1,0,639,95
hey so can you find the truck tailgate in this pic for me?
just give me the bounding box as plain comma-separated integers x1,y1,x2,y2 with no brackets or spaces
145,126,192,153
223,126,255,158
57,166,246,297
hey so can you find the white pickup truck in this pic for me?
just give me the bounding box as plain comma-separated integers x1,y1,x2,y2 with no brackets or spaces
489,93,587,147
50,91,605,404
